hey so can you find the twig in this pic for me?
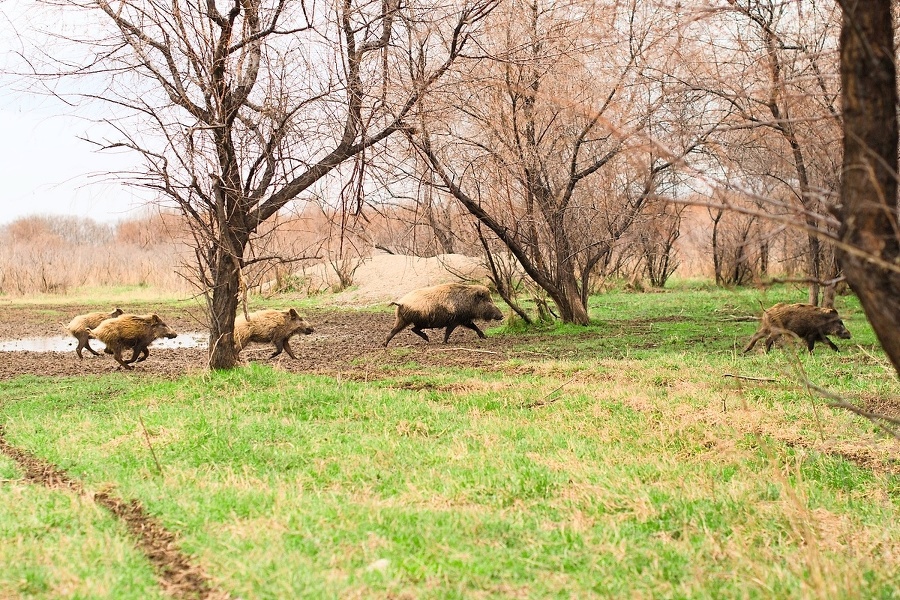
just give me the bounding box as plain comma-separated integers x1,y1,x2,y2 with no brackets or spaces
828,400,900,442
753,275,846,288
526,374,579,408
138,414,163,476
516,350,554,358
803,382,900,442
430,347,502,355
723,373,777,382
856,343,893,369
809,381,900,433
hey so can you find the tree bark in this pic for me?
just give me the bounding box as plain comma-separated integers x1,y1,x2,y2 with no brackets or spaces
208,251,242,368
837,0,900,376
552,221,591,324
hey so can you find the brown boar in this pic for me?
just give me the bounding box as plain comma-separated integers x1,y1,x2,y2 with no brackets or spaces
234,308,314,359
88,313,178,369
66,307,124,358
384,283,505,347
743,302,852,354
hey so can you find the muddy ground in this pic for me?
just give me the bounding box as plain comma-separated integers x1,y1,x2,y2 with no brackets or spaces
0,304,520,380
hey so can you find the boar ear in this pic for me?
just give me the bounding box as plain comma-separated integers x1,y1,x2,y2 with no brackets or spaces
288,308,300,318
151,314,161,323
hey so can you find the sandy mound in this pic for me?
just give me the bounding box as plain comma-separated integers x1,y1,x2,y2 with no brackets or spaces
298,251,490,305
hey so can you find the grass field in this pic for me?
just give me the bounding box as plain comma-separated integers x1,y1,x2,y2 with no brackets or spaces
1,281,898,598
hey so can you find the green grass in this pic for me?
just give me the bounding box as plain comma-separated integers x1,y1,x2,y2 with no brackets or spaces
0,456,165,599
1,283,899,598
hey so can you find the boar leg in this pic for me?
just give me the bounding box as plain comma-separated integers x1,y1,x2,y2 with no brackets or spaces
817,334,840,352
271,338,298,359
461,322,486,338
742,331,767,353
127,345,150,363
384,319,410,347
112,348,134,370
443,325,457,343
269,338,285,358
76,335,101,358
410,326,430,342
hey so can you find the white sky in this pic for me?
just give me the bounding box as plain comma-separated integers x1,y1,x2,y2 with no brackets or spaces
0,0,147,226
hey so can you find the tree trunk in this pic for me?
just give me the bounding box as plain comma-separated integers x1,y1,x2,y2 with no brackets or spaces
208,250,242,370
549,212,590,325
552,277,590,324
806,233,821,305
837,0,900,376
552,252,590,325
711,209,723,285
759,239,769,276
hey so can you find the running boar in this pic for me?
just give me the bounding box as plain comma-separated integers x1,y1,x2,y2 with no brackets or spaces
743,302,852,354
384,283,505,347
234,308,314,359
66,307,123,358
88,313,178,369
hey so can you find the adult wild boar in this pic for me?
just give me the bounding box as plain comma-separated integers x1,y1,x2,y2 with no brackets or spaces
234,308,314,359
743,303,852,354
66,307,123,358
384,283,505,347
88,313,178,369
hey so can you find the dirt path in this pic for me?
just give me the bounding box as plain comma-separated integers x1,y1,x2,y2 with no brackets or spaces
0,425,232,600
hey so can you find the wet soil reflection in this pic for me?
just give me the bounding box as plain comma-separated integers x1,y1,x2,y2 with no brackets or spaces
0,332,209,352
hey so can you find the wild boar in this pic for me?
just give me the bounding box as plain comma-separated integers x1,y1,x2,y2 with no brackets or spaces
384,283,505,347
66,307,123,358
234,308,314,359
88,313,178,369
743,302,852,354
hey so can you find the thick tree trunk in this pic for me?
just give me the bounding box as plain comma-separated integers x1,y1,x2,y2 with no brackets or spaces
551,272,590,324
837,0,900,376
549,213,590,325
208,251,242,369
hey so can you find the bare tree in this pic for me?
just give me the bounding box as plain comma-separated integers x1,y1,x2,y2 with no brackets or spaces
640,199,683,288
26,0,495,368
409,0,709,324
679,1,842,302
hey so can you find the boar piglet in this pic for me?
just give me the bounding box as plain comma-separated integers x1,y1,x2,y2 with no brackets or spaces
89,313,178,369
234,308,314,359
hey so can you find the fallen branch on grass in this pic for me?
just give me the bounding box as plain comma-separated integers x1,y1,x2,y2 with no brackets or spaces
430,347,502,355
526,374,580,408
723,373,777,382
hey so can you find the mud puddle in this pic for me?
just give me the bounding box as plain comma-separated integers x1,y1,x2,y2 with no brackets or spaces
0,332,209,352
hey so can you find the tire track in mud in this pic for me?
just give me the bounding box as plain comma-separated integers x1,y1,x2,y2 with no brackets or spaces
0,426,232,600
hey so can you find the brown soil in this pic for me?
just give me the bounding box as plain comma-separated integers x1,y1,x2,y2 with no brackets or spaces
0,304,519,381
0,425,231,600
